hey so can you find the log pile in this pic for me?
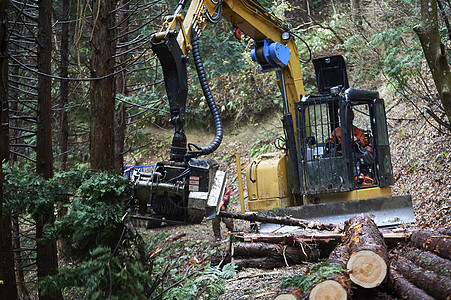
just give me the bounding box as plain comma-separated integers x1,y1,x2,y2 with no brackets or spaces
213,213,451,299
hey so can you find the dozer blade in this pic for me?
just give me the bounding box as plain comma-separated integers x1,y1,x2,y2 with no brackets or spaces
258,195,416,231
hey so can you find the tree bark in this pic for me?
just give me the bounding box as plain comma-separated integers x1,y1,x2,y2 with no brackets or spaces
59,0,70,172
114,0,129,172
0,1,18,298
90,0,117,171
343,215,389,288
409,229,451,260
219,211,336,231
36,1,62,299
414,0,451,123
402,247,451,277
392,256,451,300
232,241,320,263
233,256,293,269
232,231,411,249
388,266,434,300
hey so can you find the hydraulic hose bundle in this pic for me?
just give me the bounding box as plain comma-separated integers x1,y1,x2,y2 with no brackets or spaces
187,29,223,159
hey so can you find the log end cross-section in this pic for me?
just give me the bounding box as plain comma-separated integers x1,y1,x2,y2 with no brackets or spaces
343,215,389,288
347,249,387,288
309,280,347,300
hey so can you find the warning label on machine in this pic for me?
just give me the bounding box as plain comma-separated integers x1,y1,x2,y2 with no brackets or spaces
189,176,200,191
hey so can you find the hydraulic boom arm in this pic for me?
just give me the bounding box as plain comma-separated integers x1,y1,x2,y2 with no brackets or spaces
151,0,306,162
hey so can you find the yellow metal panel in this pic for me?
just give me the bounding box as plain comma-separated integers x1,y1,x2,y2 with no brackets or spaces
248,197,291,212
246,152,292,211
303,187,393,205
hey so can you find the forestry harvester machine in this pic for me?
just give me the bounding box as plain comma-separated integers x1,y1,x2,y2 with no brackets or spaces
130,0,416,227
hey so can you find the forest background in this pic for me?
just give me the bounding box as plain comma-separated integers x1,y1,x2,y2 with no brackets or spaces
0,0,450,299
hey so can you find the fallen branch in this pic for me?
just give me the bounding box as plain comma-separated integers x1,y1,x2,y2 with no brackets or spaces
218,211,336,231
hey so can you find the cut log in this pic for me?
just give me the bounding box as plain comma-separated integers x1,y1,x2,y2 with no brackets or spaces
343,215,389,288
392,256,451,300
232,231,412,248
233,232,342,245
304,245,351,300
218,211,336,231
388,266,434,300
410,229,451,260
403,247,451,277
274,287,302,300
232,242,320,263
232,256,290,269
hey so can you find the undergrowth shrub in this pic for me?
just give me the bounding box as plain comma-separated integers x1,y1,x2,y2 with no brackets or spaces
3,166,232,299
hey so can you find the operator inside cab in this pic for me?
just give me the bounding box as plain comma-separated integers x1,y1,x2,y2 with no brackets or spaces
329,110,367,152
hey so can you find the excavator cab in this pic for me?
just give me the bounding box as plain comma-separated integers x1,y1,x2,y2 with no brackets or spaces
255,56,415,226
297,55,394,201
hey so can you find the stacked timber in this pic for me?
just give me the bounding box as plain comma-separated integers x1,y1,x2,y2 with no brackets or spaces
213,213,451,299
388,229,451,300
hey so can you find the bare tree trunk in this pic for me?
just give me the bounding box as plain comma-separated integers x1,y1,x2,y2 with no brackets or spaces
114,0,129,171
90,0,117,171
414,0,451,123
36,1,62,299
0,0,18,298
59,0,70,172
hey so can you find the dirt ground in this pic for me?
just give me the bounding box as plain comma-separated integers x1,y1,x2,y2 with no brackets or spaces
130,98,451,299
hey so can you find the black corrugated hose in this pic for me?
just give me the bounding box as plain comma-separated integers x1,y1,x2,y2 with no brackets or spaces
187,29,223,159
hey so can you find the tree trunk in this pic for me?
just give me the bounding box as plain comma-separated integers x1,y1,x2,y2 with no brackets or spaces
343,215,388,288
402,247,451,277
0,1,18,298
90,0,116,171
36,1,62,299
219,211,336,231
392,256,451,300
232,241,320,263
114,0,129,172
414,0,451,123
388,266,434,300
59,0,70,172
409,229,451,260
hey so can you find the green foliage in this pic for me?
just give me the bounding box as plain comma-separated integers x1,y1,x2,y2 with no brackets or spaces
3,166,155,298
163,264,236,300
280,260,345,292
249,131,279,157
198,23,247,77
3,164,62,221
